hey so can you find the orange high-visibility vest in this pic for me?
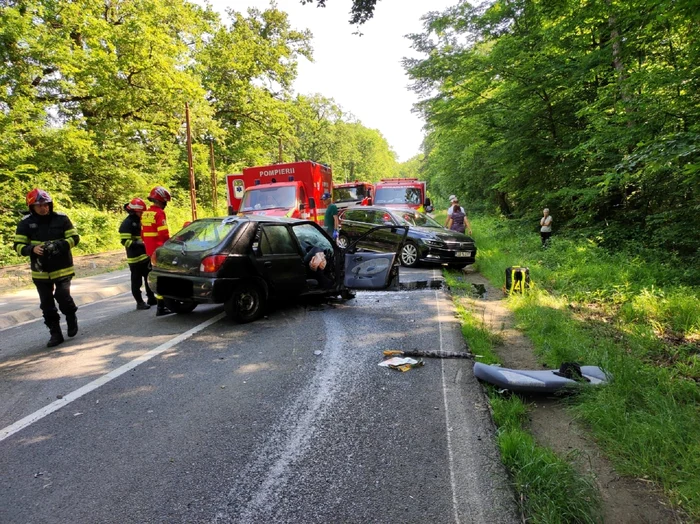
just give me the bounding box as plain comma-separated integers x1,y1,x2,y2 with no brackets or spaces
141,204,169,256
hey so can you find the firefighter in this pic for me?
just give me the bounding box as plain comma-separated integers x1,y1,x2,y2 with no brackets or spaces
119,197,157,310
13,189,80,347
141,186,173,316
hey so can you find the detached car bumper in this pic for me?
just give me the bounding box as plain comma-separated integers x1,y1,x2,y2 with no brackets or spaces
149,271,239,304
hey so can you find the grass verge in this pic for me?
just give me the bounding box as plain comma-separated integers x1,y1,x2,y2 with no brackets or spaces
446,276,602,523
469,215,700,519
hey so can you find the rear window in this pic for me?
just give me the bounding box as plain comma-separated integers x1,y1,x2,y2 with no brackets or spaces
166,219,240,251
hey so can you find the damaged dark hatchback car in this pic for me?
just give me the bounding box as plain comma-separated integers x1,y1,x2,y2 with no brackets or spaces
148,216,407,323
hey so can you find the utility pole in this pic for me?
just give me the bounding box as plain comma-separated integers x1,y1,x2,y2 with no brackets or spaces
209,140,218,214
185,102,197,221
278,137,283,163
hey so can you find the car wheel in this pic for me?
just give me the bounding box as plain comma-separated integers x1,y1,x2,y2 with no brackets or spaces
448,263,468,270
163,298,198,314
225,283,265,323
336,232,350,249
340,289,356,300
400,241,420,267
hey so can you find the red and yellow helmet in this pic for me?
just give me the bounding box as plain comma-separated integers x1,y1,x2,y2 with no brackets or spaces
126,197,147,212
148,186,171,203
26,188,52,207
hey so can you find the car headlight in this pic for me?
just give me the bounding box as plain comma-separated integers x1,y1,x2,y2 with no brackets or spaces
420,238,445,247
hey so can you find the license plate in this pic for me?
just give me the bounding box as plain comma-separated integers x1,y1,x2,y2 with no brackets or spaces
456,251,472,257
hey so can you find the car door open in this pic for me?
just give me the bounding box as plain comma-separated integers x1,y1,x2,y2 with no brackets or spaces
343,225,408,289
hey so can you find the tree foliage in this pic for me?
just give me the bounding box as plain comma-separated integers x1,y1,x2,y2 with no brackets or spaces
406,0,700,257
0,0,403,264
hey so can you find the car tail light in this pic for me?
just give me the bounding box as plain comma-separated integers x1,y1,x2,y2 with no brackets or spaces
200,254,227,273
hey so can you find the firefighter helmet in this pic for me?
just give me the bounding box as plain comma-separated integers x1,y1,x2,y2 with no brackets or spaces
125,197,147,212
26,189,53,207
148,186,171,203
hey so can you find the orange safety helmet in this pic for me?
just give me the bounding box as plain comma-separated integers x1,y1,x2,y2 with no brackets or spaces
125,197,147,212
148,186,171,204
26,188,53,207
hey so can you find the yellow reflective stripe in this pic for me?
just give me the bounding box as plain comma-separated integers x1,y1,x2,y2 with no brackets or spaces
124,239,133,248
31,267,75,280
31,240,42,245
157,225,168,232
64,229,78,237
14,234,29,242
66,237,76,248
16,245,25,255
119,233,132,239
127,254,149,264
143,232,158,237
48,267,74,279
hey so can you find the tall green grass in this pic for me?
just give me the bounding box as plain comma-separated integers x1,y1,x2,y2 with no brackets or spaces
470,215,700,518
449,290,602,523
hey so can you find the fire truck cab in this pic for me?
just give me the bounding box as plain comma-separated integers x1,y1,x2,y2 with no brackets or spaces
373,178,432,212
226,161,332,224
332,181,373,210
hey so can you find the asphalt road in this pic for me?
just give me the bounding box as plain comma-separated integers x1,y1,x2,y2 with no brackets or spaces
0,285,518,523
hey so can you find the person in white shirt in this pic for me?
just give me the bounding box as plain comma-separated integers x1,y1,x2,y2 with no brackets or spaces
540,208,553,246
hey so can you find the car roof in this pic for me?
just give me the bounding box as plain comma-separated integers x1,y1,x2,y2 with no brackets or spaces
340,206,412,214
192,215,316,226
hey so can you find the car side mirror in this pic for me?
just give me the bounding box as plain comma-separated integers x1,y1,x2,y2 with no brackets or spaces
299,203,306,211
228,205,237,216
308,197,316,210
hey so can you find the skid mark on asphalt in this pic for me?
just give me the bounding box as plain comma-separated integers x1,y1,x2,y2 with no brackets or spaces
214,314,356,523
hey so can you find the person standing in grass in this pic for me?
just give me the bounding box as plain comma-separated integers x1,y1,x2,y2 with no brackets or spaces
540,208,553,247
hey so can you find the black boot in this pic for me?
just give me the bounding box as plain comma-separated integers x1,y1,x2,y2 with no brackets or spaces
66,314,78,337
47,324,64,348
155,299,173,317
136,302,151,310
147,295,158,306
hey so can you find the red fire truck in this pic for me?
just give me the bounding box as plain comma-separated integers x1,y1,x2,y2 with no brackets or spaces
332,181,373,210
373,178,432,211
226,161,332,223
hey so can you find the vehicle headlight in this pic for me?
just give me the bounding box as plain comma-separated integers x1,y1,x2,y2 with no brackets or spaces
420,238,445,247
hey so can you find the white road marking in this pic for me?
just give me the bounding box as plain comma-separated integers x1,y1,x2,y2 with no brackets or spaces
0,312,225,442
0,292,131,333
436,289,462,524
100,274,127,281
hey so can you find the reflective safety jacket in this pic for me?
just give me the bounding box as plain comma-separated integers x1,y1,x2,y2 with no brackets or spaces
141,204,169,257
13,211,80,281
119,212,149,265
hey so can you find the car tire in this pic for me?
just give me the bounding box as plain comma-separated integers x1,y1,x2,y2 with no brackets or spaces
340,289,356,300
336,232,350,249
225,283,265,323
163,298,198,314
448,263,468,270
400,241,420,267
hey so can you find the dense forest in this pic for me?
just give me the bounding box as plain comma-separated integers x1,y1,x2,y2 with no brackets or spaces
2,0,698,264
405,0,699,258
0,0,408,263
